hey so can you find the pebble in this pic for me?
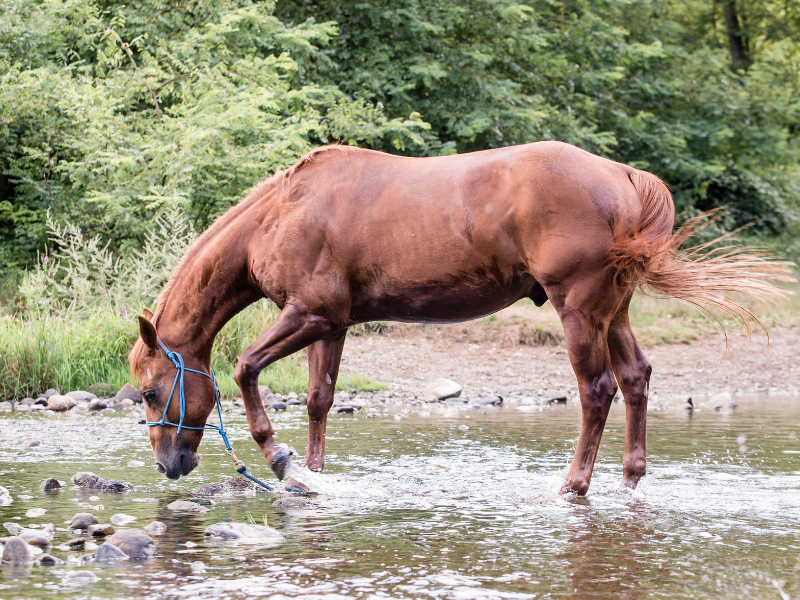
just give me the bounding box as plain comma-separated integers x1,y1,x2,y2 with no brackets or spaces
0,401,11,412
66,390,97,402
333,406,355,414
57,538,86,551
72,472,107,489
101,480,135,493
19,530,52,548
271,401,287,411
25,508,46,518
95,542,128,562
37,553,63,566
167,500,209,513
477,395,503,406
87,524,115,537
28,440,42,447
69,513,99,530
3,522,23,535
143,521,166,535
110,514,137,526
106,529,156,558
47,395,77,411
2,537,33,565
88,399,108,411
203,522,284,544
39,478,62,492
423,378,462,402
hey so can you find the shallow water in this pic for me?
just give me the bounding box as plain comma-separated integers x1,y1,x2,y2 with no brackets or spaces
1,397,799,599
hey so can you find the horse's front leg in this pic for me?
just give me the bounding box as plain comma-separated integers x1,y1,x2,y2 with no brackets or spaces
234,302,335,479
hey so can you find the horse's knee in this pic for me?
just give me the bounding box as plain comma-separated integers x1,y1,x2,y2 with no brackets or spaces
580,369,618,413
306,387,334,420
620,360,652,403
623,456,647,484
234,353,260,388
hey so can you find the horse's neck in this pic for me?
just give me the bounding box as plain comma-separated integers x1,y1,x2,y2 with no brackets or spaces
157,241,260,362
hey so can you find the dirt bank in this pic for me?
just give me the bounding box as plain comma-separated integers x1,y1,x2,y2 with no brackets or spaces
340,324,800,407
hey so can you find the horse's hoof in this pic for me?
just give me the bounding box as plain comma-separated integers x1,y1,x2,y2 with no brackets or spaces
269,448,292,480
284,477,311,495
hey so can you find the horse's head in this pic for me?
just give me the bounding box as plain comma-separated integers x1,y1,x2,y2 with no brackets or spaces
129,311,217,479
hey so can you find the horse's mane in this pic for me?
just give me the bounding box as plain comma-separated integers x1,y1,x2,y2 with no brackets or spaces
129,144,351,376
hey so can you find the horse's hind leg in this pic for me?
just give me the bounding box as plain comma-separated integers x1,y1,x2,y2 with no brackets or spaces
607,293,651,489
552,284,620,496
234,302,337,479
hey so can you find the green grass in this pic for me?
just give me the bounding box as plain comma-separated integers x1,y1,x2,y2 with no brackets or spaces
1,300,385,399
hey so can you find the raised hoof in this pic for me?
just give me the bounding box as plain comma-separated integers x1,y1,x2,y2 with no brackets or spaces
284,477,311,495
269,447,292,480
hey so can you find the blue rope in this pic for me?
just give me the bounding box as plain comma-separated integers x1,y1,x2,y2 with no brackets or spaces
146,340,274,492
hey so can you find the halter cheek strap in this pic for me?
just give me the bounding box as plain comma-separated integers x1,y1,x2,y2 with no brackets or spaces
146,340,273,492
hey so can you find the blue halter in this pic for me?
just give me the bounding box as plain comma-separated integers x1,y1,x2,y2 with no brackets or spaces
146,340,274,492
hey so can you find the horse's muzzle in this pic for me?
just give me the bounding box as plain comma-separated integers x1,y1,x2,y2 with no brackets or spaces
155,449,199,480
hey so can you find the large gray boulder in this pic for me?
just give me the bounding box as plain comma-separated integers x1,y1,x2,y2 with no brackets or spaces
72,472,106,489
204,522,284,544
106,530,155,559
66,391,97,403
422,378,462,402
115,383,142,404
95,542,128,562
69,513,99,530
2,538,33,565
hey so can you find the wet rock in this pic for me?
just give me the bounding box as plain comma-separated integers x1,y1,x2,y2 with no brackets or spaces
87,524,114,537
101,480,135,493
115,383,142,404
143,521,166,535
106,530,155,559
204,522,284,544
57,538,86,551
95,542,128,562
42,388,60,398
34,398,49,406
66,390,96,403
194,476,269,497
3,522,23,535
333,406,355,414
19,530,52,548
298,393,307,405
28,440,42,447
47,394,76,411
40,478,62,492
271,401,287,411
542,389,568,404
2,538,33,564
68,404,89,414
69,513,99,530
72,472,106,489
25,508,46,518
0,401,11,412
272,496,310,512
477,395,503,406
286,398,302,406
37,553,63,566
62,570,100,584
167,500,208,513
258,385,273,401
91,411,103,417
88,399,108,411
423,378,462,402
110,514,137,526
30,404,46,411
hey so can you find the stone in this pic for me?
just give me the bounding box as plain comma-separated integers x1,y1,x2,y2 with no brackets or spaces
101,480,134,493
271,401,287,411
34,398,49,406
298,393,307,404
37,553,63,566
2,538,33,564
68,404,89,414
21,398,36,405
115,383,142,404
167,500,208,513
66,391,97,403
0,401,11,412
110,514,137,526
0,486,11,506
69,513,99,530
62,570,100,584
272,496,310,512
477,395,503,406
126,460,145,468
88,382,115,397
57,538,86,551
47,394,76,411
286,398,302,406
109,402,131,411
87,524,114,537
40,478,62,492
25,508,46,518
106,530,156,559
423,378,462,402
3,522,22,535
143,521,166,535
95,542,128,562
42,388,60,398
194,475,268,497
333,406,355,414
542,389,568,404
203,522,284,544
88,399,108,411
258,385,273,400
19,530,52,548
72,472,106,489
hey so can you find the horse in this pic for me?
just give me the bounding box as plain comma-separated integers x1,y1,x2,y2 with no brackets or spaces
129,141,790,496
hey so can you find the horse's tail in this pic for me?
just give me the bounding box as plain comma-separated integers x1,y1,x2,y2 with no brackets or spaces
610,169,794,333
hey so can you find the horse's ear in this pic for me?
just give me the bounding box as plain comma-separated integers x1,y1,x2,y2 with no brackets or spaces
143,308,154,321
138,316,158,352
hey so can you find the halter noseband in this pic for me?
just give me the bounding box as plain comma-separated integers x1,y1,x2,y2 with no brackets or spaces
146,339,273,491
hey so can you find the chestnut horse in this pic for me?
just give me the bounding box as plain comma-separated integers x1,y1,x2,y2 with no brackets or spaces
130,142,789,495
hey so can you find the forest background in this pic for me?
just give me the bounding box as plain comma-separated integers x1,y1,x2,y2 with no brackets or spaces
1,0,799,397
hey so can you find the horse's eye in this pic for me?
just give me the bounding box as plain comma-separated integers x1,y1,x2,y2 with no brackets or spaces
142,390,157,404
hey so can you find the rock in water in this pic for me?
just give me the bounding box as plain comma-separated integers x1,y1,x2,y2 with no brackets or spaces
87,524,115,537
88,399,108,411
477,395,503,406
69,513,99,530
194,476,269,497
37,553,64,566
110,514,137,526
25,508,46,518
40,478,62,492
114,383,142,404
204,522,284,544
62,570,100,584
2,538,33,565
47,395,76,411
167,500,209,513
143,521,166,535
423,378,462,402
66,391,96,403
72,472,106,489
0,486,11,506
3,522,23,535
19,530,52,548
273,496,310,512
101,480,134,493
95,542,128,562
106,530,155,559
